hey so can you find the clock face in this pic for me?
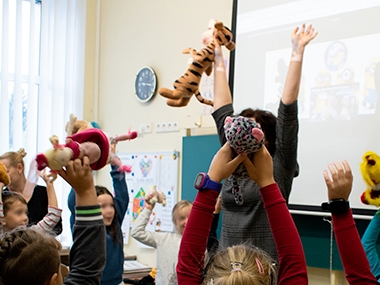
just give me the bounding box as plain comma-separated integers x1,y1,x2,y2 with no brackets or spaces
135,66,157,103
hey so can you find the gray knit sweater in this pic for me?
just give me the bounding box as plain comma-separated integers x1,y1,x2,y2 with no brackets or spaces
212,102,299,261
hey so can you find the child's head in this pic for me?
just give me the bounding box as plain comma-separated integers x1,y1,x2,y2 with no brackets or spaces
1,191,28,232
95,185,120,244
0,148,27,186
172,200,192,235
202,245,276,284
0,227,63,285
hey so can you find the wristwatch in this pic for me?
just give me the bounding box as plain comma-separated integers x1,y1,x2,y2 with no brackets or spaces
321,198,350,214
194,172,222,192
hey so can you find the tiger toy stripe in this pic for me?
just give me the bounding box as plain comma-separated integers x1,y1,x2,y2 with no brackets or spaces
159,21,235,107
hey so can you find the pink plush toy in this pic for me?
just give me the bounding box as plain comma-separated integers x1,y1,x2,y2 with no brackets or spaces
66,113,137,173
36,114,138,181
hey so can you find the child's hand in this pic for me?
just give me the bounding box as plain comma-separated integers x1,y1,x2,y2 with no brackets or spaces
208,143,246,183
58,157,96,206
58,157,94,193
214,195,222,214
323,160,353,201
38,169,52,185
144,192,156,211
243,146,275,188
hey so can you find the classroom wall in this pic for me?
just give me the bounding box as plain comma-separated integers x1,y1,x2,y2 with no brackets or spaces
84,0,232,271
83,1,351,283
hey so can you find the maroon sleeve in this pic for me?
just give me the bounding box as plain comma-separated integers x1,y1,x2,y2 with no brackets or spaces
332,210,379,284
260,183,308,285
177,189,219,285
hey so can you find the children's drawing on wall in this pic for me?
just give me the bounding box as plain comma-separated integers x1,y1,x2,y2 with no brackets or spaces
117,151,179,245
264,33,380,121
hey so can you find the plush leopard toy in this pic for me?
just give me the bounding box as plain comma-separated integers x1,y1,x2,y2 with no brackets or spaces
224,116,264,205
159,20,235,107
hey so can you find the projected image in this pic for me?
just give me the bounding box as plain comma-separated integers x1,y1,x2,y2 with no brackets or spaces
264,34,380,121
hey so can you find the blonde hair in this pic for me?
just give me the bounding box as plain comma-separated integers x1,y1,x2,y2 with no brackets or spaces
0,227,61,285
171,200,192,224
0,148,27,168
203,245,276,285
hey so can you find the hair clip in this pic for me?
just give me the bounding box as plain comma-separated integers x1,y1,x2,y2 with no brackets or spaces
230,261,243,273
256,258,265,274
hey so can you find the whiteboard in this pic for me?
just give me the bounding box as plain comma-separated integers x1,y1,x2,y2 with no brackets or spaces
231,0,380,215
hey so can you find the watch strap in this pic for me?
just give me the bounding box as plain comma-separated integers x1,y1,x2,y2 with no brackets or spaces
203,177,222,192
321,198,350,214
194,172,222,192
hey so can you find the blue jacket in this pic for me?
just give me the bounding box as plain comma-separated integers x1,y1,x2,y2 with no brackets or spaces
68,165,129,285
362,210,380,281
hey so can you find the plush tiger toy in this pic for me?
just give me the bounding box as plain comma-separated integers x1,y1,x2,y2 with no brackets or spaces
159,20,235,107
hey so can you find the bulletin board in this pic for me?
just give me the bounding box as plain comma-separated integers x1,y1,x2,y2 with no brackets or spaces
118,151,179,244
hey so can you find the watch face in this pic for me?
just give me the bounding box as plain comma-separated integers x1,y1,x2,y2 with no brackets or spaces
135,66,157,103
194,173,206,189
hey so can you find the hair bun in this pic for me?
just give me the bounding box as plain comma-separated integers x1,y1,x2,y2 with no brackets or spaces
17,148,27,157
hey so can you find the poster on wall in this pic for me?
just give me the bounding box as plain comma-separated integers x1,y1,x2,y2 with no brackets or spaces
117,151,179,245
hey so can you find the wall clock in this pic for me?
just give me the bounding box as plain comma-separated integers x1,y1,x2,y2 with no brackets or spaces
135,66,157,103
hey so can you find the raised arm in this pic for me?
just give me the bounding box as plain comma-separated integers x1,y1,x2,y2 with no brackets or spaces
110,163,129,224
39,169,58,207
212,40,232,111
244,147,308,284
29,170,62,233
177,143,245,284
58,157,105,285
131,192,158,248
281,24,318,105
323,161,378,284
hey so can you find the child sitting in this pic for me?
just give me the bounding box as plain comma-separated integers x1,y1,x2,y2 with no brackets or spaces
0,164,61,234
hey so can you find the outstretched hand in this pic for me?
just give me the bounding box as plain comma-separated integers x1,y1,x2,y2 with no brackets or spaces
243,146,275,188
57,157,96,206
323,160,353,201
291,24,318,59
207,143,246,183
38,169,53,185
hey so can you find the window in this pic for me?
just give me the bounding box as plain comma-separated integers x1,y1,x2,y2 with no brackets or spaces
0,0,41,152
1,0,87,246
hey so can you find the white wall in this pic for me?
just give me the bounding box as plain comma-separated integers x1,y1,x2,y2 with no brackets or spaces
83,1,351,284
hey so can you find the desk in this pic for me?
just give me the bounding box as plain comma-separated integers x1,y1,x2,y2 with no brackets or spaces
123,270,150,280
60,247,70,266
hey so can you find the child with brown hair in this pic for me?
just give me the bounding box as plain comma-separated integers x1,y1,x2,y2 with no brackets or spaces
0,148,63,234
0,157,106,285
0,163,61,234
